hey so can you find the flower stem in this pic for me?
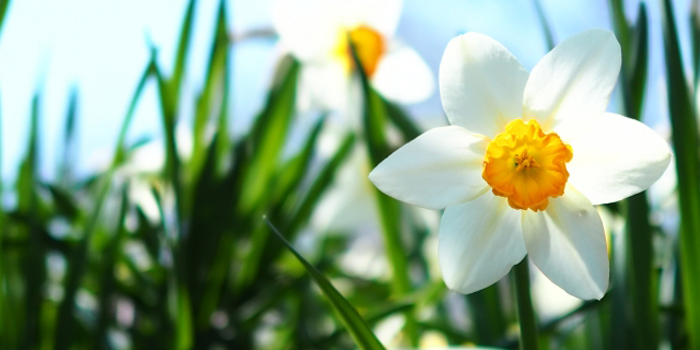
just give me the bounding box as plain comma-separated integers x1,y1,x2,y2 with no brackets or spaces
513,259,539,350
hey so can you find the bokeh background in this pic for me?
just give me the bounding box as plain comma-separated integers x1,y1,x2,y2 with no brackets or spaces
2,0,684,181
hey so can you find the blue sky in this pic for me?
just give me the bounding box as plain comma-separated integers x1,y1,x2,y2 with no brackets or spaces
0,0,691,184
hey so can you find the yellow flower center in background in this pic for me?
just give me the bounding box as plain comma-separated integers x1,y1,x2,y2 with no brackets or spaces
335,25,385,77
482,119,573,211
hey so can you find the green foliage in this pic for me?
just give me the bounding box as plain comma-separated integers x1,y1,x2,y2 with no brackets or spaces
608,3,658,350
661,1,700,349
266,218,387,350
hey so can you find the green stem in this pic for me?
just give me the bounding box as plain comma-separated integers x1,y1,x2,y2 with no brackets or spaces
513,260,539,350
0,92,4,336
374,189,419,346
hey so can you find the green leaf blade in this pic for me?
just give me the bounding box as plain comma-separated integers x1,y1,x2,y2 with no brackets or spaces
660,0,700,348
266,219,387,350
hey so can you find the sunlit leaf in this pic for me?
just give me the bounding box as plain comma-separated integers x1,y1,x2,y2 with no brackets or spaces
609,3,657,350
266,218,387,350
238,57,299,214
351,38,419,346
54,56,157,350
18,94,45,349
190,0,230,191
0,0,10,34
661,1,700,348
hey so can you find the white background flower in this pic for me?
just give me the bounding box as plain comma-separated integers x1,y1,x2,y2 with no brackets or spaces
271,0,434,124
369,29,671,300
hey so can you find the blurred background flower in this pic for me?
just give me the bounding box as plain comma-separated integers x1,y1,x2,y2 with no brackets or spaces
271,0,434,125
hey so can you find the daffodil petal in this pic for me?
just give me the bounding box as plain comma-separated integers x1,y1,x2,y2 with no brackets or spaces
313,147,378,233
297,63,355,117
372,42,435,104
439,32,528,138
271,0,341,62
523,29,621,129
555,113,672,205
369,126,489,210
336,0,402,37
522,185,609,300
439,191,526,294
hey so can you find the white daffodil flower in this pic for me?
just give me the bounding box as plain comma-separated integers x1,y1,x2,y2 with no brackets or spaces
271,0,434,122
368,29,671,300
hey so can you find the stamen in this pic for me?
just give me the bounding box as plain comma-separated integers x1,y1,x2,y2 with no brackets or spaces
482,119,572,211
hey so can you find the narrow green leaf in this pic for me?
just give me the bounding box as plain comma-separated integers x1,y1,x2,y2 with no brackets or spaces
660,1,700,349
150,0,197,229
466,285,508,345
609,0,631,59
153,61,185,228
610,3,657,350
353,41,410,292
265,218,387,350
170,0,197,100
239,57,299,214
0,84,4,339
148,183,190,349
17,95,39,213
532,0,555,50
184,132,237,330
284,132,354,235
352,40,418,346
58,89,78,184
190,0,230,190
237,132,354,290
115,54,158,165
42,183,79,222
234,115,327,291
95,186,129,348
54,57,156,350
624,193,658,350
382,97,421,141
0,0,10,34
628,3,648,118
175,285,193,350
691,0,700,84
612,1,649,120
512,260,539,350
270,115,326,205
19,94,44,350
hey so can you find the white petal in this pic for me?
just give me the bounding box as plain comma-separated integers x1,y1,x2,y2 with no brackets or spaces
312,146,379,233
522,185,609,300
369,126,489,210
297,63,351,113
271,0,341,62
372,42,435,104
523,29,621,129
336,0,402,37
439,32,528,138
556,113,672,205
439,191,526,294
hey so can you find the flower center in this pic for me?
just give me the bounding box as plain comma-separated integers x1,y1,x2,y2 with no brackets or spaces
334,25,385,77
482,119,573,211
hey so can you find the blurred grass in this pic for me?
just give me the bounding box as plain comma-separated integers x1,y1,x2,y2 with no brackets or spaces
609,2,658,350
266,218,387,350
661,0,700,349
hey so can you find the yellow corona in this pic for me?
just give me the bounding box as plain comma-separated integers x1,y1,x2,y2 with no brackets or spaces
334,25,385,77
482,119,573,211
